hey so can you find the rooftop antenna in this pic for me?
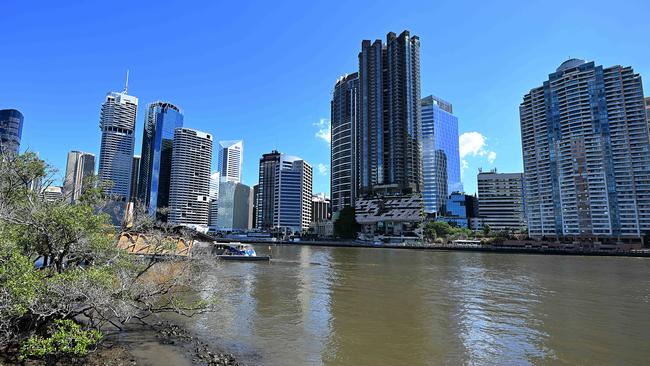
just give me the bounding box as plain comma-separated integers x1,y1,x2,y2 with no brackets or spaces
124,69,129,94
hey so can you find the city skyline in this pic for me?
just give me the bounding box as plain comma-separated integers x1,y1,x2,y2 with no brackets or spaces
3,1,650,195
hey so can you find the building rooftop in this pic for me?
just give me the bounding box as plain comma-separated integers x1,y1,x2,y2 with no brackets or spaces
556,58,586,72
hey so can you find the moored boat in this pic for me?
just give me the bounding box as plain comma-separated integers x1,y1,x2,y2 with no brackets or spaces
214,242,271,261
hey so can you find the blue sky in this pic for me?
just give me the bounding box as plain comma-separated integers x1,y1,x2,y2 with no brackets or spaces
2,0,649,194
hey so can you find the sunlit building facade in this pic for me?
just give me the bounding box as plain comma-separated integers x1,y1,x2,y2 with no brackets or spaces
63,150,95,203
138,101,184,217
168,128,212,226
520,59,650,239
217,140,243,183
98,90,138,199
421,95,461,214
0,109,23,155
331,72,359,214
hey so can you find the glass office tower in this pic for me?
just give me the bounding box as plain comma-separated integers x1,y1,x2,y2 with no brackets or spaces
137,101,184,218
217,140,243,183
421,95,461,214
63,151,95,203
0,109,24,155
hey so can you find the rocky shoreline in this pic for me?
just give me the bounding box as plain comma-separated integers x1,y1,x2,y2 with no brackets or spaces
0,321,246,366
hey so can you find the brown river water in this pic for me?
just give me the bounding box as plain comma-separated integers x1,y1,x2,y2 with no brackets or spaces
134,245,650,365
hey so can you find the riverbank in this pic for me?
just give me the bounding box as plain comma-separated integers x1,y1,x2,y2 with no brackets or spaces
214,237,650,257
0,321,246,366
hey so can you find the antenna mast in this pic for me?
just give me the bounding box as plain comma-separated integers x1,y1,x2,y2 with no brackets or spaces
124,69,129,94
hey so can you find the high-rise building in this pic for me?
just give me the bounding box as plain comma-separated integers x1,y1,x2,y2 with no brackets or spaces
63,151,95,203
477,170,526,231
137,102,184,217
217,140,243,183
273,155,313,233
216,181,253,231
0,109,24,155
252,184,259,229
311,193,330,222
520,59,650,239
645,97,650,134
421,95,462,215
208,171,220,230
97,83,138,199
256,150,281,230
130,156,140,202
358,30,422,196
168,128,213,226
331,72,359,214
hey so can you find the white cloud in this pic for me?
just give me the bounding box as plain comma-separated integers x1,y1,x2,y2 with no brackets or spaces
459,131,497,175
314,118,331,144
317,163,328,176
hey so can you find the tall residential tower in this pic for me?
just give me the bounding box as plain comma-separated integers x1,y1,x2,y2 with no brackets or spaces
358,30,422,196
330,72,359,214
520,59,650,239
168,128,213,226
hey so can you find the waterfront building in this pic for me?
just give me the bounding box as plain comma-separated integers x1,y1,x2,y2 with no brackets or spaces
645,97,650,134
421,95,462,215
477,169,526,231
256,150,282,230
252,184,259,229
208,171,220,230
520,59,650,239
97,82,138,199
311,193,331,222
63,151,95,203
273,155,313,233
358,30,422,196
217,140,243,183
355,195,422,240
130,156,140,202
137,102,184,217
168,128,212,226
436,192,478,229
0,109,23,155
331,72,359,214
216,181,253,231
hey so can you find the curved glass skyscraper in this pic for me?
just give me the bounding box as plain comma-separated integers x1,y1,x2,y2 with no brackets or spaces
0,109,24,155
137,101,184,217
330,72,359,214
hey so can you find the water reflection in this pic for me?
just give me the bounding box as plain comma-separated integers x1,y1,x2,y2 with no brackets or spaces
178,246,650,366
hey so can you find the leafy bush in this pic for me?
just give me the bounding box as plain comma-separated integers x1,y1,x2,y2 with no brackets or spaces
19,319,102,360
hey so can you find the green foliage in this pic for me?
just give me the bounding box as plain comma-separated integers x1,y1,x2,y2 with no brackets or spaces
19,319,102,360
334,206,360,239
482,224,491,236
424,221,474,242
0,243,42,317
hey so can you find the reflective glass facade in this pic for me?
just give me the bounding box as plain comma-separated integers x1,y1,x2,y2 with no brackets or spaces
138,102,183,218
0,109,24,155
421,95,461,214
